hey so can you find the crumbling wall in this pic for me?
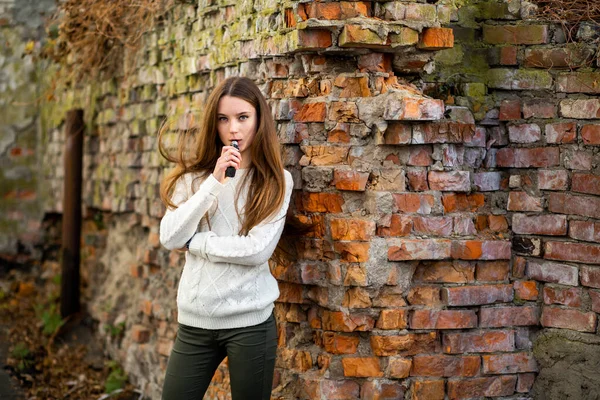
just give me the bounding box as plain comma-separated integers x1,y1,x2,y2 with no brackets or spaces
37,0,600,398
0,0,54,259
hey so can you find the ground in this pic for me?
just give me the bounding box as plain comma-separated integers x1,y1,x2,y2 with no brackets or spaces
0,260,141,400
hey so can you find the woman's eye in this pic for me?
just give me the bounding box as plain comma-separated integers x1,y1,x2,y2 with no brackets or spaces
239,115,248,121
218,117,227,122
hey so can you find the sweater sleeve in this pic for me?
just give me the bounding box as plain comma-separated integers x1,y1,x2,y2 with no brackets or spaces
187,171,294,266
159,173,225,250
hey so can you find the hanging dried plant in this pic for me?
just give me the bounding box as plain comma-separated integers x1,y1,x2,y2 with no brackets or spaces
530,0,600,40
44,0,175,83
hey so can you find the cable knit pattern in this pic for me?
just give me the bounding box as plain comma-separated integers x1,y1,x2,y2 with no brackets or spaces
159,169,293,329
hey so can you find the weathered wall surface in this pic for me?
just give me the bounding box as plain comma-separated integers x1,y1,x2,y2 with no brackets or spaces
0,0,54,258
34,0,600,399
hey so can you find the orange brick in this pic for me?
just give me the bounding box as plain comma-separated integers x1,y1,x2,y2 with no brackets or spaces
131,324,151,343
334,241,370,262
411,355,480,377
412,379,445,400
342,357,383,377
322,332,359,354
371,332,439,356
376,309,408,329
342,287,372,308
388,357,412,378
330,218,375,240
418,27,454,50
294,102,327,122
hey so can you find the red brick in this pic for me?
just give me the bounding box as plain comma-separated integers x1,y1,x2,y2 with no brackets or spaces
523,100,556,119
500,46,518,65
514,280,539,301
373,289,408,308
545,122,576,143
507,191,543,212
525,47,594,69
393,193,435,214
387,357,411,379
335,76,371,98
569,220,600,243
413,122,475,144
476,261,510,281
322,332,360,354
499,99,521,120
339,25,386,47
545,241,600,265
330,218,374,240
298,192,344,213
334,242,370,263
360,380,404,400
412,380,444,400
443,330,515,354
410,309,477,329
297,29,333,50
383,122,411,144
482,352,537,374
377,214,412,237
508,123,541,143
376,309,408,329
333,170,368,191
407,169,429,191
407,146,433,166
582,124,600,145
407,286,443,306
448,376,517,399
442,193,485,213
480,305,539,327
428,171,470,191
131,324,151,343
538,170,568,190
443,284,513,306
473,172,502,191
358,53,392,73
412,216,453,236
343,287,372,308
557,72,600,94
320,380,360,399
496,147,560,168
590,290,600,313
512,214,567,236
527,260,578,286
413,261,475,283
418,27,454,50
517,373,536,393
371,332,439,356
513,256,527,278
581,265,600,288
451,240,511,260
483,24,548,44
322,310,375,332
543,285,582,307
342,357,383,377
541,306,597,332
572,173,600,196
565,149,593,170
548,192,600,219
411,355,479,377
389,239,451,261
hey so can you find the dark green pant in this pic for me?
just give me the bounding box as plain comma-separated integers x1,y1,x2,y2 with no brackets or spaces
161,314,277,400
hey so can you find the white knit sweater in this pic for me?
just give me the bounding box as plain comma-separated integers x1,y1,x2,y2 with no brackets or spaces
159,168,293,329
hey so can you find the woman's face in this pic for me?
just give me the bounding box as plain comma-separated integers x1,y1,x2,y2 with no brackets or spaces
216,95,258,155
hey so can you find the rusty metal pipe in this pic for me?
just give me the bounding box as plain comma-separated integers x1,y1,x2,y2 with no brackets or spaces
60,109,84,318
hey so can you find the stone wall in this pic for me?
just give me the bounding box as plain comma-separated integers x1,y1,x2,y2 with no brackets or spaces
35,0,600,399
0,0,55,259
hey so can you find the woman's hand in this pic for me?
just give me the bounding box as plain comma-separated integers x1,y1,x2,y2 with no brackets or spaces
212,145,242,183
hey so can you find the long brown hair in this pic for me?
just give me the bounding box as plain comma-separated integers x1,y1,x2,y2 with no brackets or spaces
159,77,286,234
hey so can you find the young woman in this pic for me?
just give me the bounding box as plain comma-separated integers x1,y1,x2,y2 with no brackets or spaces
158,76,293,399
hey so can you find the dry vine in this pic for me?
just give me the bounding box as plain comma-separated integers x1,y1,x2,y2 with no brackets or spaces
44,0,174,83
531,0,600,41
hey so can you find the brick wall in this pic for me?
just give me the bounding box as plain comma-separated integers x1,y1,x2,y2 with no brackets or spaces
0,0,54,259
35,0,600,398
